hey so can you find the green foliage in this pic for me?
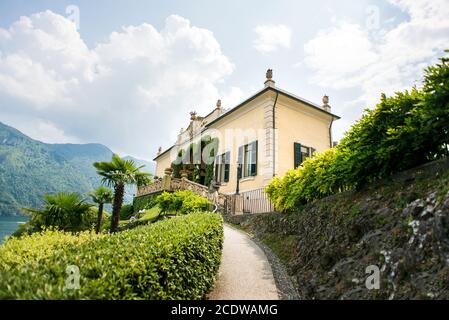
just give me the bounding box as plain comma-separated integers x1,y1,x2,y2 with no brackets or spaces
171,151,182,179
119,204,134,220
170,136,219,186
0,122,113,216
138,206,160,221
266,149,338,210
89,186,114,233
89,186,114,206
94,154,152,233
267,53,449,212
0,229,104,272
0,122,154,216
156,190,211,215
204,137,218,187
0,212,224,300
93,154,152,188
21,192,96,233
133,193,159,213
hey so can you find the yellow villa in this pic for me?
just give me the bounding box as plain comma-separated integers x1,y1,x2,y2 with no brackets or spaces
153,69,340,199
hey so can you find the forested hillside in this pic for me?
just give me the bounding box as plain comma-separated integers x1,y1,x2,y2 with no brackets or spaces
0,122,154,216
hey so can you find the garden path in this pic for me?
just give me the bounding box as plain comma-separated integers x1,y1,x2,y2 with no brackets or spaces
208,224,279,300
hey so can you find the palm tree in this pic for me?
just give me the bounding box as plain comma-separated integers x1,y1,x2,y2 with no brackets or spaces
89,186,114,233
22,192,93,232
93,154,151,233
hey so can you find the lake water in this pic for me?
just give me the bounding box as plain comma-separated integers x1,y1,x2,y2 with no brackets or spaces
0,216,29,244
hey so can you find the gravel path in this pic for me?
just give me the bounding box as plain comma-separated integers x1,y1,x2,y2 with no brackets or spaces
208,224,280,300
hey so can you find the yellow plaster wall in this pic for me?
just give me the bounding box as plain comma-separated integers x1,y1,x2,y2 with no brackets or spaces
276,96,333,177
206,94,271,194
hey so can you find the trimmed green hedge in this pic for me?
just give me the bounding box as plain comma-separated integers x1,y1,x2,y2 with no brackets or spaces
0,229,105,273
0,212,224,300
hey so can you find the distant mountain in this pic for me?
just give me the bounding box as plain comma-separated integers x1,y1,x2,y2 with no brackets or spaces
0,121,154,216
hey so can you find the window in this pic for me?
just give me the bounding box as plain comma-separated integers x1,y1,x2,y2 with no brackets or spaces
294,143,315,168
238,141,258,178
215,152,230,183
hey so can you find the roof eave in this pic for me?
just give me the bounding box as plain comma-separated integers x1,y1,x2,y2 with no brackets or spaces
205,86,340,128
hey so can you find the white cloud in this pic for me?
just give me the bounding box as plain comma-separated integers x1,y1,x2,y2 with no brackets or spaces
0,12,235,159
14,119,81,144
302,0,449,107
304,22,378,88
253,24,292,54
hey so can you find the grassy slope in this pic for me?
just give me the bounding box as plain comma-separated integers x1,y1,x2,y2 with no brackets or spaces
226,158,449,299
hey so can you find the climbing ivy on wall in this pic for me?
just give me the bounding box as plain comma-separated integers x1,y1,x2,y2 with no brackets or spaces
204,137,218,187
169,136,219,186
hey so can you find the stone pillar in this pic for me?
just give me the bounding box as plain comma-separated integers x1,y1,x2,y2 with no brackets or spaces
180,170,189,180
162,168,173,190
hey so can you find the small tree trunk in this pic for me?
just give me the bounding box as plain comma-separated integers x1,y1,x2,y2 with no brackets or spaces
110,183,125,233
95,203,104,234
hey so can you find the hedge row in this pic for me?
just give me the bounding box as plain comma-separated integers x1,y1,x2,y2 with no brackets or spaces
0,212,223,299
267,52,449,212
0,229,105,273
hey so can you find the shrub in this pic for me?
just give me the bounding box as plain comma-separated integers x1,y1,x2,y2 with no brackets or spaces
0,212,224,300
20,192,96,233
178,192,211,215
156,190,211,215
119,204,134,220
156,191,180,214
267,53,449,212
266,149,338,211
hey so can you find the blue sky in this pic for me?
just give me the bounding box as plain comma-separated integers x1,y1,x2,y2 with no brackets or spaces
0,0,448,160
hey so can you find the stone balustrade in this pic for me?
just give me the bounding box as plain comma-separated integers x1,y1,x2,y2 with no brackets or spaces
136,176,230,212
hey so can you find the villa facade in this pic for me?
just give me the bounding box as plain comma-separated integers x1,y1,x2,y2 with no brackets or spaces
153,70,340,196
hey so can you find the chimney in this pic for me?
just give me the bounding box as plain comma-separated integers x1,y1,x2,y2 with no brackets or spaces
322,95,331,112
264,69,275,88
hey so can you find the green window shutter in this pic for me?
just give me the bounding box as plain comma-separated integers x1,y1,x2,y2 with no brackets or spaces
237,146,243,179
224,152,230,182
215,155,219,181
250,141,258,176
294,143,302,169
